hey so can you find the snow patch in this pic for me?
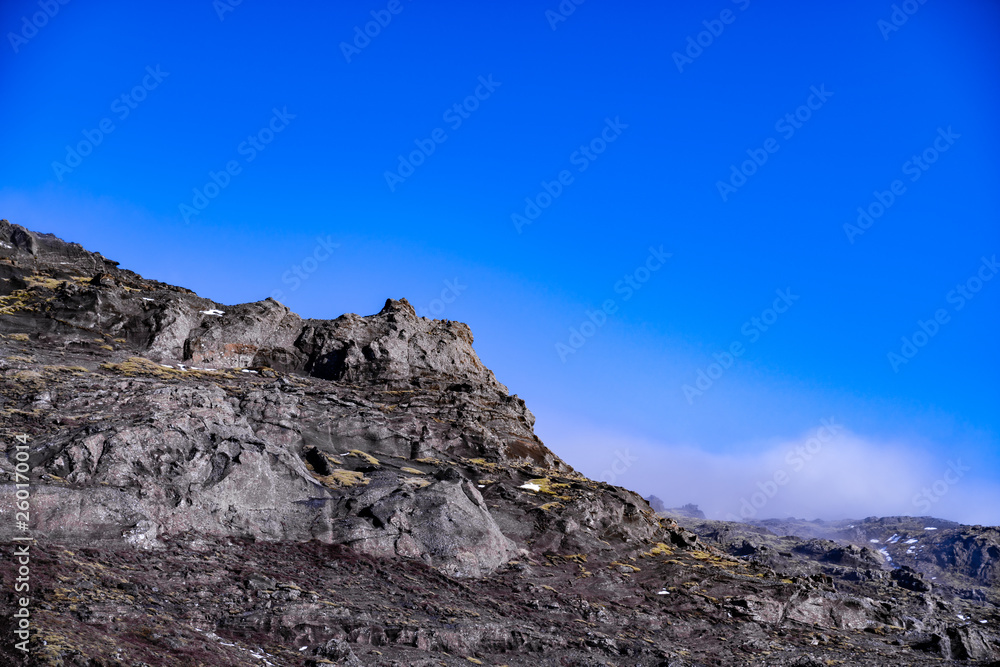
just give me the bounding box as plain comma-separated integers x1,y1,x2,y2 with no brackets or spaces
200,309,225,316
924,526,937,530
519,483,541,492
869,539,880,543
905,538,919,544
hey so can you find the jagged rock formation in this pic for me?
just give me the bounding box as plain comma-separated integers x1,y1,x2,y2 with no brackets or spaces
662,513,1000,662
0,220,997,665
0,221,568,576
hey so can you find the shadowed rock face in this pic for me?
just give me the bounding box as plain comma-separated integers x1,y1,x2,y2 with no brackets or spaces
0,220,997,666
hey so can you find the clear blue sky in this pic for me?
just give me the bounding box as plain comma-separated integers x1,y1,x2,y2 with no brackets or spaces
2,0,998,523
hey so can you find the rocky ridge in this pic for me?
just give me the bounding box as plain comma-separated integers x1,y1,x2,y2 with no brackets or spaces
0,220,997,665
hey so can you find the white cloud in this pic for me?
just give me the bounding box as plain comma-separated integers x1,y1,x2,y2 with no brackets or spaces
537,414,1000,526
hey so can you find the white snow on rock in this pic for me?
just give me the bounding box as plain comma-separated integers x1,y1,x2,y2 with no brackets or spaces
878,547,891,562
887,534,900,544
869,539,880,543
200,309,225,316
924,526,937,530
905,538,919,544
519,483,542,492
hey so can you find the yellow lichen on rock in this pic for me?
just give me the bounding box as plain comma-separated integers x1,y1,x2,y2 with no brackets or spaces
414,457,443,465
6,355,35,364
100,357,232,380
346,449,380,466
25,274,65,289
312,469,368,488
524,477,572,499
401,476,431,489
611,561,641,572
0,290,36,315
546,553,587,565
641,542,675,558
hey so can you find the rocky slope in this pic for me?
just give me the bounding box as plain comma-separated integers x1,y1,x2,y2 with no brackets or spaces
664,513,1000,601
0,220,997,665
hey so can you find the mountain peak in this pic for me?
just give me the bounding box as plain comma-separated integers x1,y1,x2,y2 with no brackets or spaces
378,296,417,318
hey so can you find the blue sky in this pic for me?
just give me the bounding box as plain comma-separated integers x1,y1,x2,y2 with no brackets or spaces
2,0,998,523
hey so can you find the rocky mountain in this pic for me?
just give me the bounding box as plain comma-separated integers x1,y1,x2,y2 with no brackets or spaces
0,219,997,665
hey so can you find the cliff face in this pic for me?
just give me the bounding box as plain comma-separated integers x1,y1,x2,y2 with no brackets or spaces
0,219,592,578
0,220,997,666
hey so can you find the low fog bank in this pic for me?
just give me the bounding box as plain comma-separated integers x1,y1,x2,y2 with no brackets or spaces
539,417,1000,527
